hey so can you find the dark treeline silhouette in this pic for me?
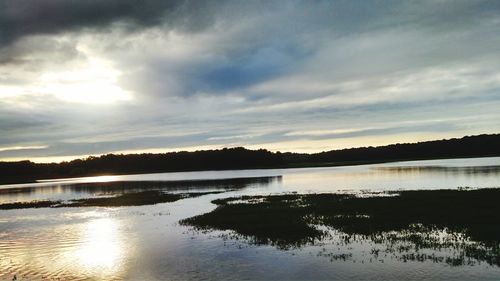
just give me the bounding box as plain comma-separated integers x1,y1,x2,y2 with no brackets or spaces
1,134,500,184
283,133,500,165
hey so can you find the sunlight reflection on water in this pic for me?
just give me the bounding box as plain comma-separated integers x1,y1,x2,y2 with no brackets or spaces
71,218,125,275
0,157,499,280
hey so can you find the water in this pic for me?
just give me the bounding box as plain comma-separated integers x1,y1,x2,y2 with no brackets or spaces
1,157,499,280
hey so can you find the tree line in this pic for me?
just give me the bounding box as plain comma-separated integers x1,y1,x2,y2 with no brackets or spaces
1,134,499,184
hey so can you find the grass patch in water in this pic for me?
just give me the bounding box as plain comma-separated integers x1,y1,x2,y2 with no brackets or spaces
0,190,221,209
0,200,57,210
181,188,500,265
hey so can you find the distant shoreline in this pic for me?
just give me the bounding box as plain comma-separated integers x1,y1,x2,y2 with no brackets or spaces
1,155,499,186
1,134,499,185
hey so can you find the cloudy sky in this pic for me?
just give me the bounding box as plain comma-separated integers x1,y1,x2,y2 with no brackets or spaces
1,0,500,162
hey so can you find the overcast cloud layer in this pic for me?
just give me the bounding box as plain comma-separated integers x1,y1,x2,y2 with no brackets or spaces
1,0,500,162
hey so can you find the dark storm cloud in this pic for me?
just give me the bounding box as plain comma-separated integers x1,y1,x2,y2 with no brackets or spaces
0,0,224,47
1,0,499,48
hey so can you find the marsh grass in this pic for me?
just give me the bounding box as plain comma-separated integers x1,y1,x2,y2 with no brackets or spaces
0,190,221,209
181,188,500,265
0,200,57,210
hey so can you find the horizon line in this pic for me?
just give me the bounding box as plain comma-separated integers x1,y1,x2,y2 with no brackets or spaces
1,133,497,165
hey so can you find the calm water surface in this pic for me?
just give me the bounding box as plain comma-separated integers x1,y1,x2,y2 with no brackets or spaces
1,157,499,280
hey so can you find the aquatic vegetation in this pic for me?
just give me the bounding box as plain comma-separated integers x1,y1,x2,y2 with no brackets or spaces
186,193,345,249
182,188,500,265
0,200,58,210
0,176,279,209
59,190,222,207
0,190,221,209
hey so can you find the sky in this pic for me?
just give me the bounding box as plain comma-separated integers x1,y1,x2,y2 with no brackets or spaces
1,0,500,162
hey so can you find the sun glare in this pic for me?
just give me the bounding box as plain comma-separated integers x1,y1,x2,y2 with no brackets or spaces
39,57,131,104
74,218,124,270
80,175,120,183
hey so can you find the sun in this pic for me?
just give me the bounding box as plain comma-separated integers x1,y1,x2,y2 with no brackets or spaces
39,56,131,105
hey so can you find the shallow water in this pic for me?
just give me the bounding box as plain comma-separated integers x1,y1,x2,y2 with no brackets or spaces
1,157,500,280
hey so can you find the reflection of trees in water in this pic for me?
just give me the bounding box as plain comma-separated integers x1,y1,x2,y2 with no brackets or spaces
0,176,281,209
0,176,281,197
65,176,280,195
373,165,500,176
